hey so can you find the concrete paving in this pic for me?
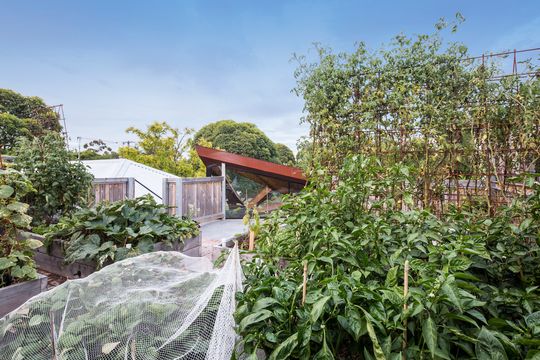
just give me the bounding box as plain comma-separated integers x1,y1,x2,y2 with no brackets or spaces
200,219,247,260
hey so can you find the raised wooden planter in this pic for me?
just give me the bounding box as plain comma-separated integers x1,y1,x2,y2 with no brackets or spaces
0,274,48,317
31,233,202,279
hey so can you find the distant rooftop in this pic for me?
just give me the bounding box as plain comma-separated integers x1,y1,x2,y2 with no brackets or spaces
81,158,178,179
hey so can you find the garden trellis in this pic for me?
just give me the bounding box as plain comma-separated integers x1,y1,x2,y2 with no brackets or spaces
0,245,243,360
296,42,540,214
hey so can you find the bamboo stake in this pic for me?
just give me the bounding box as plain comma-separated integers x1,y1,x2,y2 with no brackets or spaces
301,261,308,306
402,260,410,360
248,230,255,251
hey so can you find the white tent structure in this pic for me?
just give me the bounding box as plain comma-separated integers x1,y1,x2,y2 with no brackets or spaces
82,159,178,202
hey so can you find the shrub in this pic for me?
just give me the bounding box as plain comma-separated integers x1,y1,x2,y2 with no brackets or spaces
45,195,200,267
0,168,42,288
236,156,540,359
14,132,93,225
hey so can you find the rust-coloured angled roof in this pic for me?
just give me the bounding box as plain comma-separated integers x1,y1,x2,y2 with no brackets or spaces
195,145,306,184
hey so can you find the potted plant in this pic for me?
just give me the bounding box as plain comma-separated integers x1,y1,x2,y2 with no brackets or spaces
0,168,47,317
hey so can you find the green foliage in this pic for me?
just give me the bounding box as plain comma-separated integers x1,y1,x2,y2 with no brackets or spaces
236,156,540,359
0,113,41,153
0,88,60,132
194,120,279,163
14,132,94,225
78,139,119,160
293,19,540,210
0,168,42,288
275,143,296,166
0,253,222,359
118,121,205,177
45,195,200,267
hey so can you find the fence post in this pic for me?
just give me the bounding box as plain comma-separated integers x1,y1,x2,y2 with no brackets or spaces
221,163,226,220
176,178,183,218
162,178,168,207
127,178,135,199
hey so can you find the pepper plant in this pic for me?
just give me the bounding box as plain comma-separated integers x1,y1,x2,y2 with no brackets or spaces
236,156,540,359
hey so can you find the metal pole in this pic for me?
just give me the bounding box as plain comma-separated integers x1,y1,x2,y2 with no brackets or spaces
221,162,226,220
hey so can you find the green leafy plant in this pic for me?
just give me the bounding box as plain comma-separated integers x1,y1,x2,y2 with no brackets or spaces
14,132,94,225
236,156,540,359
0,252,223,359
293,16,540,213
0,168,42,288
45,195,200,267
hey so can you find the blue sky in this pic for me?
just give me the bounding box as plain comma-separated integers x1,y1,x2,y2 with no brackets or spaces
1,1,539,152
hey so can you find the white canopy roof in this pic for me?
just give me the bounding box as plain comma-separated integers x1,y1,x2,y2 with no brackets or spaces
82,159,178,201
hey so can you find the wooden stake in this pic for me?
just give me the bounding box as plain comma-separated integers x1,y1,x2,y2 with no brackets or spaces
402,260,410,360
301,261,308,306
248,230,255,251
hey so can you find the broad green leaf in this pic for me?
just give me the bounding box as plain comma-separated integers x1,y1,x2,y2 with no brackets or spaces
0,258,15,270
311,295,331,323
441,283,462,312
385,266,398,287
313,337,335,360
29,315,44,327
268,332,298,360
252,297,279,312
361,309,386,360
422,316,437,359
446,313,479,328
6,202,29,213
475,327,507,360
239,309,273,332
24,239,43,250
0,185,14,199
526,311,540,328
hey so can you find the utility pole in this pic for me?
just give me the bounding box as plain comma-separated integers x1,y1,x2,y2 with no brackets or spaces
77,137,82,160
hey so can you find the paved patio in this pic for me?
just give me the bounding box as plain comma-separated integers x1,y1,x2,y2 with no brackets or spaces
200,219,247,260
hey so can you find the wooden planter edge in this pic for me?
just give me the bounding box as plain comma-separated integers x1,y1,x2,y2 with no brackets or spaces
0,274,48,317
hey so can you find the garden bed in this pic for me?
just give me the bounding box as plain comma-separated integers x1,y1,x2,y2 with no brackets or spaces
0,274,47,317
29,233,202,279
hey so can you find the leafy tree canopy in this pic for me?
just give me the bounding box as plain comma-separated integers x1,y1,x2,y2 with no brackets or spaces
14,133,93,225
0,114,37,153
194,120,280,163
78,139,119,160
0,89,61,132
118,121,205,177
275,143,296,166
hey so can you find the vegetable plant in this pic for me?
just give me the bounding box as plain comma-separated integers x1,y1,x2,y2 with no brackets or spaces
236,156,540,359
14,132,94,225
0,168,42,288
45,195,200,268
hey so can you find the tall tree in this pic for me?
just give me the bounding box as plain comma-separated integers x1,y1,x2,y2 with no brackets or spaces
117,122,205,177
194,120,278,162
275,143,296,166
0,114,37,153
0,89,61,132
78,139,119,160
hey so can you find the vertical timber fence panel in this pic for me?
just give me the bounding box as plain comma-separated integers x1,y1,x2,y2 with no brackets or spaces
163,177,225,223
91,178,135,205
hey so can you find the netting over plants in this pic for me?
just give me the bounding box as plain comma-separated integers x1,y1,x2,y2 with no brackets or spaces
0,245,243,360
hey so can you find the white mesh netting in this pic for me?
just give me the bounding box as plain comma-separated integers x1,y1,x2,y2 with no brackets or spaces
0,245,243,360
